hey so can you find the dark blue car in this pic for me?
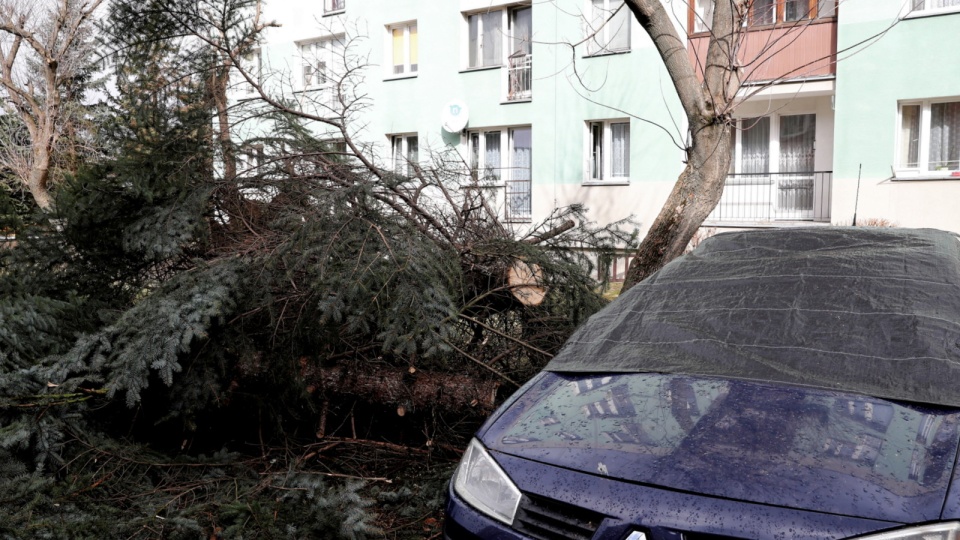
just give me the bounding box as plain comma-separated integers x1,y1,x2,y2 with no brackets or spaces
445,228,960,540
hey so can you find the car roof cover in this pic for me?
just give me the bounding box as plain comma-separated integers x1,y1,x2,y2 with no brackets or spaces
546,227,960,407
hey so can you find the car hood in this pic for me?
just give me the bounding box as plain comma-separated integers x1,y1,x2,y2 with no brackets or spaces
483,373,960,524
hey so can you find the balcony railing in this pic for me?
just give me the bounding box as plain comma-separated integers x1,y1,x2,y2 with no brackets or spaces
507,53,532,101
505,177,532,222
707,171,832,223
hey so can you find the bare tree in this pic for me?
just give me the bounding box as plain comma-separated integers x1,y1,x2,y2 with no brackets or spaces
0,0,103,211
618,0,863,289
617,0,744,289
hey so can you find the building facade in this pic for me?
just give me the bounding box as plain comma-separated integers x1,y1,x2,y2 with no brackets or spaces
239,0,960,256
832,0,960,229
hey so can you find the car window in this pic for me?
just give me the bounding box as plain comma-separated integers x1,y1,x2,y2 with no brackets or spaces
492,373,960,498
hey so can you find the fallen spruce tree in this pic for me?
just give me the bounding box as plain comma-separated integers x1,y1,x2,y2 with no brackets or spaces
0,50,634,540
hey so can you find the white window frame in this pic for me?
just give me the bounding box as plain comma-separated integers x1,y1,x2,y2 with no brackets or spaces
584,119,631,184
464,8,505,69
895,98,960,179
324,0,345,15
390,134,419,176
386,21,418,79
586,0,631,55
298,35,344,91
466,128,506,184
464,126,533,220
905,0,960,18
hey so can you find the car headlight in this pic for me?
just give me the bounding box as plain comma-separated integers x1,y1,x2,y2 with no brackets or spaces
453,438,522,525
852,523,960,540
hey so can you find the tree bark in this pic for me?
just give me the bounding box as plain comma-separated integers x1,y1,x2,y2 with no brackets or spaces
620,0,745,291
304,365,501,414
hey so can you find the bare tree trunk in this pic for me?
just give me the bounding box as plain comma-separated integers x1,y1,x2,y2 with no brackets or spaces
620,0,745,291
212,68,237,184
26,145,54,211
622,122,732,288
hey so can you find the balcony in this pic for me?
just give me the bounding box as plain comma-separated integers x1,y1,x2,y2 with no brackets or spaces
687,19,837,83
707,171,832,223
507,53,532,101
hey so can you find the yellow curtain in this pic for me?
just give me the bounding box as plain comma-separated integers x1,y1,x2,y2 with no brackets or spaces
392,28,403,68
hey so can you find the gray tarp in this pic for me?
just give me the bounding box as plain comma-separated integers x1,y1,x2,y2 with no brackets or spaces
546,227,960,407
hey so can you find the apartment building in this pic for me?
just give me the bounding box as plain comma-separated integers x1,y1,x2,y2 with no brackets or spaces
239,0,960,245
832,0,960,229
241,0,688,239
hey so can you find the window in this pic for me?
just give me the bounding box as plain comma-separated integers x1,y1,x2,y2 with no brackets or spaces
388,22,418,77
587,0,630,54
238,49,261,94
238,145,264,172
391,134,419,176
465,127,532,221
467,10,503,68
693,0,714,33
911,0,960,14
693,0,835,32
506,6,532,100
897,99,960,176
586,120,630,182
468,130,503,182
731,115,816,174
324,0,345,14
299,36,344,89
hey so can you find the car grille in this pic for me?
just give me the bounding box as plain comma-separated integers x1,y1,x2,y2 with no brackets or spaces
512,493,605,540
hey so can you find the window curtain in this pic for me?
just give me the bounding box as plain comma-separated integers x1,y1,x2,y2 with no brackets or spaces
930,102,960,170
694,0,714,32
468,15,479,67
779,114,816,173
482,11,502,66
740,117,770,174
392,28,404,74
508,128,532,218
511,128,532,182
393,137,404,174
469,133,480,173
899,105,920,168
611,122,630,177
607,1,630,51
752,0,776,24
590,123,603,180
784,0,809,21
590,0,629,52
512,7,532,57
485,132,502,181
406,137,418,176
589,0,605,53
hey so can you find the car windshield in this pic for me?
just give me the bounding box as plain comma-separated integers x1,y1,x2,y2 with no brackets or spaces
486,372,960,521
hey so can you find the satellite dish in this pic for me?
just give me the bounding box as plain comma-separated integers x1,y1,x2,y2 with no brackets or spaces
441,100,469,133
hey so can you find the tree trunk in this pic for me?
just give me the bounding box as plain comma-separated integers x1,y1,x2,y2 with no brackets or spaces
305,365,501,414
620,0,745,291
211,68,237,184
27,134,55,212
622,121,733,290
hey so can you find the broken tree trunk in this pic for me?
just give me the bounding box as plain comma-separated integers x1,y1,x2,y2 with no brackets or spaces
304,365,501,414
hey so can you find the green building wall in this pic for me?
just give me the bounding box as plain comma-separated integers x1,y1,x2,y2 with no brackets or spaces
833,2,960,228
